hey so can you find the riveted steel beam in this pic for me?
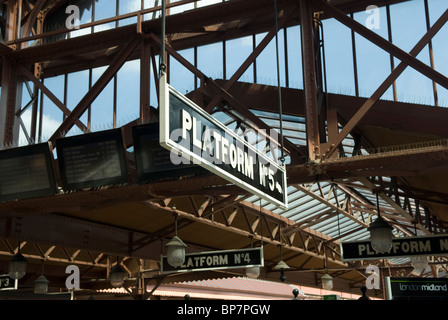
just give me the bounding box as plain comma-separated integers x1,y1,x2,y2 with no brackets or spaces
48,34,142,144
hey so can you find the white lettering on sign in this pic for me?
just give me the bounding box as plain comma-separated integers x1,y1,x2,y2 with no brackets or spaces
234,253,251,264
0,276,11,288
160,77,288,209
175,109,287,198
390,240,431,254
440,238,448,251
179,109,257,181
358,243,376,256
399,283,448,292
184,255,229,268
358,240,432,257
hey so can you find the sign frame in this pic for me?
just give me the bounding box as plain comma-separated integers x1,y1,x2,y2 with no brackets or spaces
340,234,448,261
161,247,264,275
159,75,288,209
0,275,18,291
56,128,128,191
132,122,209,184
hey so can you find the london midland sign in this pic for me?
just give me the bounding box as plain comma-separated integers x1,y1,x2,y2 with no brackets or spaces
159,76,288,209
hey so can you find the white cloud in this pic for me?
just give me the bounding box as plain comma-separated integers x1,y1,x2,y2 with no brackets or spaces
18,109,62,146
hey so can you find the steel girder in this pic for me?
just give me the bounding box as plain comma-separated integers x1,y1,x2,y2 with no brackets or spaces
0,0,447,298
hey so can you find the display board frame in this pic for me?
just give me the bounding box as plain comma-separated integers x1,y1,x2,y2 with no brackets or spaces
56,129,128,191
0,143,57,202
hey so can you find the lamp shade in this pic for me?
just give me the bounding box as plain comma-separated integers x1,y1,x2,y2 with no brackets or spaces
273,260,290,270
165,236,187,268
411,256,428,271
273,260,289,282
321,273,334,290
368,216,393,253
246,266,260,279
34,275,49,294
110,264,126,287
9,251,27,280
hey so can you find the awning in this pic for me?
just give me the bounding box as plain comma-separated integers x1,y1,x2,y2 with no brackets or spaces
148,277,308,300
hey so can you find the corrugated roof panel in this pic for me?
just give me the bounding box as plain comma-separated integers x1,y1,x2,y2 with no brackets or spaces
217,101,430,273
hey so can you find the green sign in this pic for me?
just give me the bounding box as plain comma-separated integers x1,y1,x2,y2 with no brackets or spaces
323,295,340,300
386,277,448,300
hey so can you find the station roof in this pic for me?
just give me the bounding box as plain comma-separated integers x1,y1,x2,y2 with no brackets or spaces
0,0,447,300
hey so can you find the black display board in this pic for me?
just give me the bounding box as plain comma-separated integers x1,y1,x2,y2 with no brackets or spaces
0,143,57,202
56,129,128,191
132,122,208,184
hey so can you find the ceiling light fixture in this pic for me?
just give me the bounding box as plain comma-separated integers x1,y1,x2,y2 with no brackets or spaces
9,241,27,280
110,260,126,288
368,193,393,253
166,209,187,268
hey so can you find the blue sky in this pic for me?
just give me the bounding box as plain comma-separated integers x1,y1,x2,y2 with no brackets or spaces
17,0,448,145
322,0,448,105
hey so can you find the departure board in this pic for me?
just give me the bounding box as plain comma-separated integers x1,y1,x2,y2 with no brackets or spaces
0,143,57,202
132,122,208,184
56,129,128,191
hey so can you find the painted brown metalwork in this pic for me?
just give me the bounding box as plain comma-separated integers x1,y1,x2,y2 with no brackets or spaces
1,0,448,300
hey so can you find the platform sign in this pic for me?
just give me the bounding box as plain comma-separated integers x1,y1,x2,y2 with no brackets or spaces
161,247,264,274
0,275,17,291
159,76,288,209
340,234,448,261
132,122,209,184
385,277,448,300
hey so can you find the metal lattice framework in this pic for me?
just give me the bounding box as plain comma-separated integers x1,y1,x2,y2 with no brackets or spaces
0,0,448,300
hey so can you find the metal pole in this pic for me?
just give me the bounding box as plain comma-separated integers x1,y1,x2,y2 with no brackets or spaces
300,0,321,162
424,0,439,107
160,0,167,77
273,0,285,163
